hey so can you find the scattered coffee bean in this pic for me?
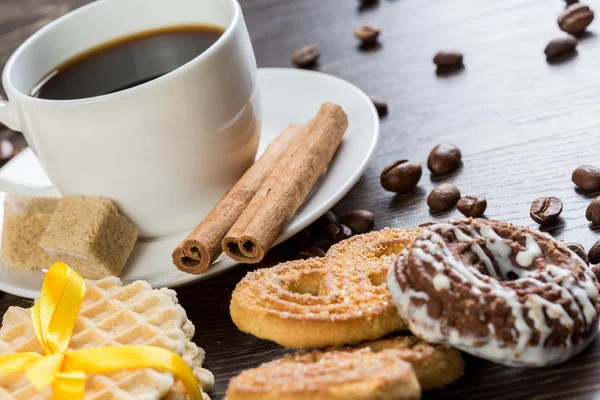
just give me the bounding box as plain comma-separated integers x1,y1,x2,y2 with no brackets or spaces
380,160,422,193
427,183,461,212
340,224,353,240
339,210,374,234
588,240,600,264
427,143,462,175
433,51,463,68
591,264,600,281
291,229,313,248
572,165,600,190
530,197,563,224
586,197,600,225
292,44,320,67
326,222,345,243
566,0,579,5
544,35,578,58
370,96,388,117
298,246,327,259
354,25,380,45
358,0,378,5
309,210,336,236
322,210,337,223
558,3,594,34
563,241,589,264
456,195,487,218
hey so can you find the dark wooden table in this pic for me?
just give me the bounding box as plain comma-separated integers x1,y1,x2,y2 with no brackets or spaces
2,0,600,398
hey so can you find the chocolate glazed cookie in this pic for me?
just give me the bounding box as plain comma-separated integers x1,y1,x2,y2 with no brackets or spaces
387,219,600,367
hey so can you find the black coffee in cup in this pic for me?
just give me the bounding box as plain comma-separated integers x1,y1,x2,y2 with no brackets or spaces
31,24,224,100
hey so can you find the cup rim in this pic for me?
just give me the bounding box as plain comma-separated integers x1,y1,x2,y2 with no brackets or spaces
3,0,241,105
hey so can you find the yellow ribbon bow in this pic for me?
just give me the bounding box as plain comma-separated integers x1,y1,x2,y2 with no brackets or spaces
0,262,202,399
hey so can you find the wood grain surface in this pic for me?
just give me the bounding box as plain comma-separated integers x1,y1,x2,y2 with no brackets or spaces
1,0,600,399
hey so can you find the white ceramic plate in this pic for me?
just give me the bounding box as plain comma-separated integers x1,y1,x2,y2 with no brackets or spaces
0,68,379,298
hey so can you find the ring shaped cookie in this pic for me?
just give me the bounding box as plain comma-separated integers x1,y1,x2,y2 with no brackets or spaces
226,347,421,400
226,334,464,400
358,335,464,391
388,219,600,367
230,228,421,348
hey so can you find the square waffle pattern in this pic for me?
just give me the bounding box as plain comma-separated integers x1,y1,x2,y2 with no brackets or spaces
0,277,213,399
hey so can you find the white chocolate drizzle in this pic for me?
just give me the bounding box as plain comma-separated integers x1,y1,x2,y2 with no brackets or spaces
433,274,451,291
516,235,542,267
387,221,599,367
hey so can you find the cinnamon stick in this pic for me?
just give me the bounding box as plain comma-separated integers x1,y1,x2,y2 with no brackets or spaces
172,124,307,274
223,102,348,264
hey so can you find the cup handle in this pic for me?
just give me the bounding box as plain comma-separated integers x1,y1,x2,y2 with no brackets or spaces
0,98,59,197
0,96,22,131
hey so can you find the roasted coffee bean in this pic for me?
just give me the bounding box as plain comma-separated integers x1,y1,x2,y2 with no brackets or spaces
0,140,14,163
291,229,313,248
339,210,375,234
354,25,380,45
591,264,600,281
530,197,563,224
563,242,589,264
586,197,600,225
558,3,594,34
326,222,345,243
340,224,353,240
370,96,388,117
456,195,487,218
566,0,579,5
298,246,327,259
292,44,320,67
572,165,600,190
427,143,462,175
433,51,463,68
544,35,577,57
588,240,600,264
380,160,422,193
309,210,336,236
427,183,461,212
418,221,437,228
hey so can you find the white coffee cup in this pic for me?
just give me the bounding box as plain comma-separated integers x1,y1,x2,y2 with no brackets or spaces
0,0,260,238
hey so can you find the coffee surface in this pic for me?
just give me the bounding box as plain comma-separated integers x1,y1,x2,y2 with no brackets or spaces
31,24,224,100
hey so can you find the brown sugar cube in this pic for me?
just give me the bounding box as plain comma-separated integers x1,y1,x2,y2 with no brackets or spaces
39,196,138,279
1,194,59,270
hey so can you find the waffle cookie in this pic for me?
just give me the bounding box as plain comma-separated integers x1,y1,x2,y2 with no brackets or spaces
0,277,214,399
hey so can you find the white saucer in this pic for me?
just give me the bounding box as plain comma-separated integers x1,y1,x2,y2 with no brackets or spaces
0,68,379,299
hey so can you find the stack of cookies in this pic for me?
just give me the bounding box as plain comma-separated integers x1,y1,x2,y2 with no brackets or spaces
226,218,600,399
226,228,465,400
